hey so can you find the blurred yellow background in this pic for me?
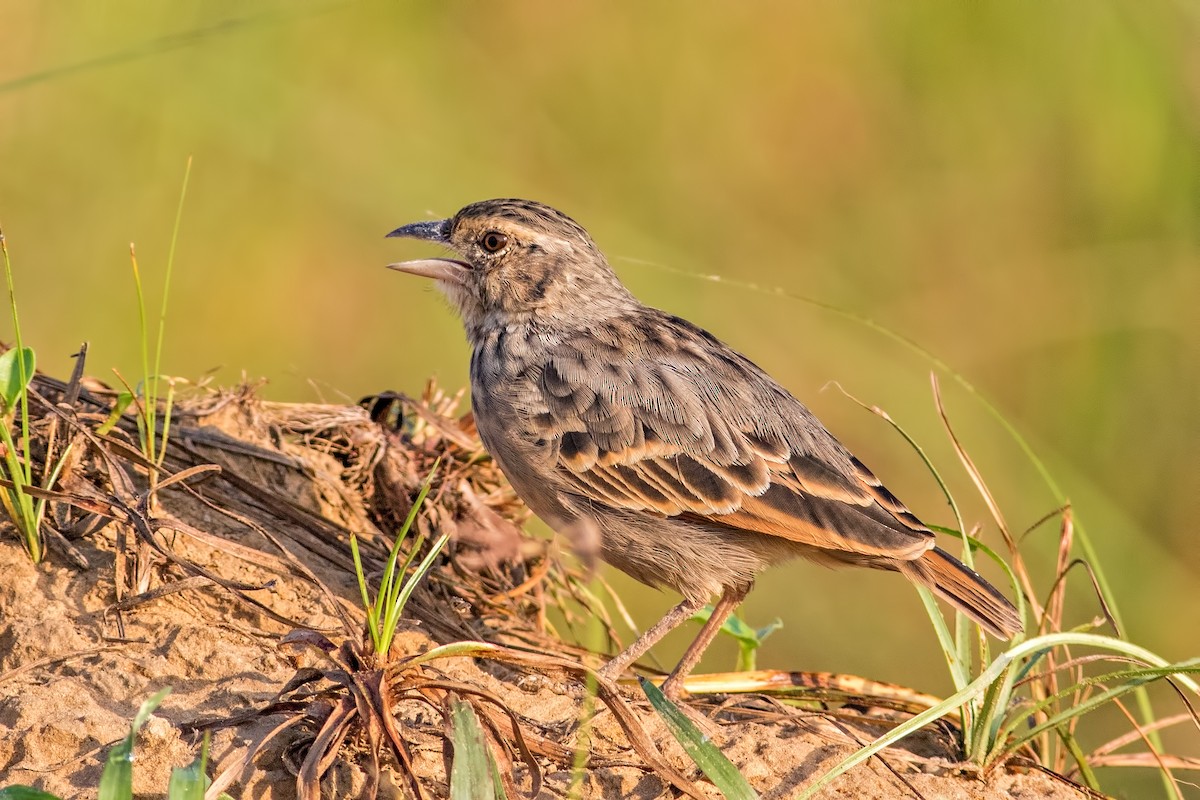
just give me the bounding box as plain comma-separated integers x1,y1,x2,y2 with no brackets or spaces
2,1,1197,790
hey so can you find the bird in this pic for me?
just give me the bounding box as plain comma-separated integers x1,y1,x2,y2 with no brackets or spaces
385,199,1022,699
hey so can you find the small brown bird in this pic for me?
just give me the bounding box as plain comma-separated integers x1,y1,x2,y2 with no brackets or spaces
387,199,1021,698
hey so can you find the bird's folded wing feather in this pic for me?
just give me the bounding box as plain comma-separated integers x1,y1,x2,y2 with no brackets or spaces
522,316,934,561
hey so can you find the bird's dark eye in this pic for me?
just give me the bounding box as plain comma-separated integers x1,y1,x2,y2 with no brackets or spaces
480,231,509,253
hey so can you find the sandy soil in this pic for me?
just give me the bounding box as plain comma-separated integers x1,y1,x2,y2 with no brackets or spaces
0,382,1089,799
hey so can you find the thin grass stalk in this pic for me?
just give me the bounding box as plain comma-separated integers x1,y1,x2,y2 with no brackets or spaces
992,662,1200,757
142,156,192,475
1105,699,1186,800
1089,712,1198,760
568,614,613,799
0,231,39,561
930,375,1040,620
155,156,191,404
1042,513,1094,775
914,587,967,692
1,233,32,490
129,245,154,464
371,535,406,641
349,534,376,646
0,422,37,560
1036,512,1075,769
567,674,597,800
834,384,998,751
831,384,977,692
32,441,72,532
156,379,176,468
0,465,18,523
1061,730,1100,790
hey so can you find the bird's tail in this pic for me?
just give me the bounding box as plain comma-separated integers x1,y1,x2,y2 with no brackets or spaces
900,546,1023,639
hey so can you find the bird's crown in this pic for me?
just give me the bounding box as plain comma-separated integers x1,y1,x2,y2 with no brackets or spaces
450,198,596,249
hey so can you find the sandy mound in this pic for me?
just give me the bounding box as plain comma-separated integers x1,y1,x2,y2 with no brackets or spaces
0,376,1087,799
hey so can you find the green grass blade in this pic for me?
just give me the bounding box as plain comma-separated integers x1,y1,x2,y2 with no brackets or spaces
377,462,440,655
995,660,1200,757
1059,734,1100,790
0,346,34,413
0,420,39,561
975,648,1022,762
1010,647,1051,684
390,533,449,626
96,391,134,436
0,232,36,556
914,586,966,688
31,439,74,533
381,529,428,629
568,618,604,800
640,677,759,800
0,232,33,490
449,699,499,800
156,380,176,468
166,731,210,800
0,373,37,552
98,687,172,800
348,533,380,652
155,157,191,401
0,789,63,800
377,473,437,621
129,245,153,463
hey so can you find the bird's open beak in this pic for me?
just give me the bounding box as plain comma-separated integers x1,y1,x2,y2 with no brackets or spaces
387,219,449,243
385,218,470,285
386,257,471,284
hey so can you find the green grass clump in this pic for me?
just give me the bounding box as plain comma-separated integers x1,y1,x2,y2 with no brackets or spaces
349,458,448,662
115,156,193,481
222,461,483,800
796,377,1200,799
0,231,73,564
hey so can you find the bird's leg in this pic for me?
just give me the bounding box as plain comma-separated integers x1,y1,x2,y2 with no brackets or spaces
596,596,707,683
660,583,750,700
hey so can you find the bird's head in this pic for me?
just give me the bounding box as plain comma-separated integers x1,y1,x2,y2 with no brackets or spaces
387,199,635,336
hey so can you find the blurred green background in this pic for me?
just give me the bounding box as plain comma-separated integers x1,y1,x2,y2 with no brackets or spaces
2,1,1197,791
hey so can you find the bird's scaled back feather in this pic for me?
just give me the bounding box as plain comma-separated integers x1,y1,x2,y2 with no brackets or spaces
522,312,936,561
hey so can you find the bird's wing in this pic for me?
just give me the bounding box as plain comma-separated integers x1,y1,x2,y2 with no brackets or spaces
521,314,934,561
